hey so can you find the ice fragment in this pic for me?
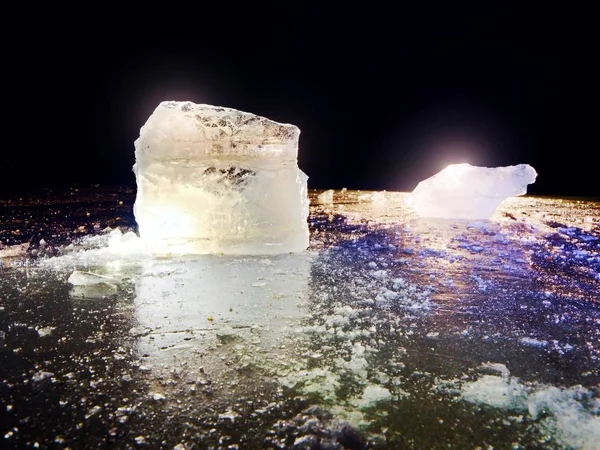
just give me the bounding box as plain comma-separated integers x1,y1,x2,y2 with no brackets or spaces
317,189,334,204
133,101,309,255
408,163,537,219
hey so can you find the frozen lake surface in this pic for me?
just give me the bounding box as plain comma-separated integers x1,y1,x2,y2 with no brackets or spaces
1,188,599,449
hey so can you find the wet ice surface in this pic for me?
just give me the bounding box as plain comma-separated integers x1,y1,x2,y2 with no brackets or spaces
1,188,599,449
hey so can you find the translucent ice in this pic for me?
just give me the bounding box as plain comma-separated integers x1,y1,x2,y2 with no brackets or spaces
68,270,120,299
408,163,537,219
133,101,309,255
317,189,334,204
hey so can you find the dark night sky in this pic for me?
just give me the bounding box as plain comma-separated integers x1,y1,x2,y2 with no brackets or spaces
3,3,598,196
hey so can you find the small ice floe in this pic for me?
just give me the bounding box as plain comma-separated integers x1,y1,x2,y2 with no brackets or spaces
68,270,120,299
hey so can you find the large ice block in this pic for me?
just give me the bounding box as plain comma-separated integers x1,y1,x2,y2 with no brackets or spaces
133,101,309,254
408,163,537,219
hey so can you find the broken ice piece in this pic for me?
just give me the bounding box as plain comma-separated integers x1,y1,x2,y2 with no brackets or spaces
68,271,119,286
68,270,119,299
37,326,56,338
358,191,386,203
0,243,29,258
133,101,309,255
408,163,537,219
32,371,54,382
317,189,334,205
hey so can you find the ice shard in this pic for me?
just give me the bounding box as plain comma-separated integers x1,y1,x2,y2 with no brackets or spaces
408,163,537,219
133,101,309,254
317,189,334,205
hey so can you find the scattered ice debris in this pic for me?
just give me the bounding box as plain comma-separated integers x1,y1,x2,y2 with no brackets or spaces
85,405,102,419
358,191,386,203
317,189,334,205
461,374,528,409
550,340,575,354
0,242,29,258
31,371,54,382
519,337,549,348
36,326,55,337
281,367,340,402
441,363,600,450
1,189,598,447
480,362,511,377
370,270,387,280
36,228,147,270
218,409,240,421
150,393,166,401
351,385,393,408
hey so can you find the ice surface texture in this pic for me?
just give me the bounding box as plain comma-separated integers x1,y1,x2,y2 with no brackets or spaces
133,101,309,254
408,163,537,220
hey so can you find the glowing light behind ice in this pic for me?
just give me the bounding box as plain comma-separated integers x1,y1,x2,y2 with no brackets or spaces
408,163,537,219
133,101,309,255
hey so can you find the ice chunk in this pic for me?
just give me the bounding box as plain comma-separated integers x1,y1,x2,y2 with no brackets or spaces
458,371,600,449
0,243,29,258
317,189,334,204
351,385,393,408
68,270,119,299
133,101,309,255
461,374,528,410
408,163,537,219
68,270,119,286
358,191,386,203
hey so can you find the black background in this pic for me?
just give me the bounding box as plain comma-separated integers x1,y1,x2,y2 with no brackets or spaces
3,3,598,196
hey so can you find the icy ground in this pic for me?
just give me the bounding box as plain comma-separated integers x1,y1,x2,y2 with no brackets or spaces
0,187,599,449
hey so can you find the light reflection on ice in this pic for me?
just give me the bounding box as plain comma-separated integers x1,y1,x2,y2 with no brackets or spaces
132,253,311,369
14,190,599,446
